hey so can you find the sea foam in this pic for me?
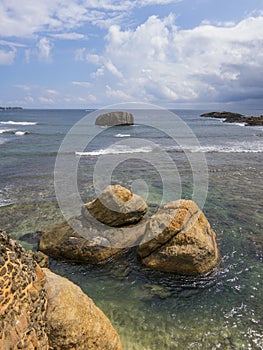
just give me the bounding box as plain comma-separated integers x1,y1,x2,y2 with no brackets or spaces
76,145,153,156
0,121,37,126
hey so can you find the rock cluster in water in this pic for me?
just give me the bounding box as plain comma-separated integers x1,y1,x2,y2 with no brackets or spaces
95,111,134,126
39,185,218,276
200,111,263,126
0,230,122,350
40,185,149,263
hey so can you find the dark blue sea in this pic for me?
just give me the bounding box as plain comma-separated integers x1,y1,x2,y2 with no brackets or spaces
0,107,262,349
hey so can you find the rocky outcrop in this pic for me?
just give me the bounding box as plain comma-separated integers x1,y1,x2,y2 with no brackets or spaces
137,200,218,275
39,215,149,263
83,185,148,227
39,185,148,262
44,268,122,350
0,230,49,350
0,230,123,349
200,111,263,126
200,111,243,119
39,220,124,263
95,111,134,126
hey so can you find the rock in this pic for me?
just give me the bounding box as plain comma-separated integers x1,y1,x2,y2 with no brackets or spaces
200,111,263,126
28,250,49,268
200,111,243,119
39,220,123,263
0,230,123,349
83,184,148,227
19,231,43,244
137,200,218,275
39,215,149,263
0,230,49,349
43,268,122,350
95,111,134,126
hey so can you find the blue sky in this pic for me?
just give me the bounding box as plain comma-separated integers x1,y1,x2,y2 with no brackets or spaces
0,0,263,109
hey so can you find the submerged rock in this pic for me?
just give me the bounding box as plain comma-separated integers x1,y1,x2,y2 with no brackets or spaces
83,184,148,227
137,200,218,275
95,111,134,126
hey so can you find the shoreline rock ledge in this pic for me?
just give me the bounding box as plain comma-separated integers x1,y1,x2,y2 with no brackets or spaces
0,230,122,350
95,111,134,126
137,200,218,275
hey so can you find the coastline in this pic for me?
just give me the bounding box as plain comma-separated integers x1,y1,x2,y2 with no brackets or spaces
200,111,263,126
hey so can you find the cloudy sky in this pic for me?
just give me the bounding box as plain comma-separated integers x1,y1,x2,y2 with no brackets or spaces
0,0,263,109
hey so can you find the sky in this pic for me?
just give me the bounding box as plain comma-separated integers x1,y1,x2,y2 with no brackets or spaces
0,0,263,109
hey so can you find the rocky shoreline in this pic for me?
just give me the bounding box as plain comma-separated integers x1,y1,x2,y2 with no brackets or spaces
200,111,263,126
0,230,122,350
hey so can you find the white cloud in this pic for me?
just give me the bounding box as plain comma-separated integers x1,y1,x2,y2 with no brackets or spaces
0,49,16,65
14,84,31,91
72,81,91,87
0,0,181,39
46,89,59,95
37,37,53,62
75,48,86,61
51,32,86,40
87,14,263,104
38,96,55,104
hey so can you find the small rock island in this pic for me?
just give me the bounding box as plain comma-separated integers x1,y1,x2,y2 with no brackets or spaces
95,111,134,126
0,106,23,110
200,111,263,126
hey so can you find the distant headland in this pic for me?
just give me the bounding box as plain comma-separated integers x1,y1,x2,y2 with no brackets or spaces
0,106,23,110
200,111,263,126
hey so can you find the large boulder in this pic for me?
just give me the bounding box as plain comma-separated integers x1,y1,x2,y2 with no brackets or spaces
0,230,49,350
95,111,134,126
0,230,123,349
39,219,123,263
137,200,218,275
83,185,148,227
43,268,122,350
39,215,149,262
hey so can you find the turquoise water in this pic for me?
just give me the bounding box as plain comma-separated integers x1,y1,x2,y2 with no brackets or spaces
0,108,262,349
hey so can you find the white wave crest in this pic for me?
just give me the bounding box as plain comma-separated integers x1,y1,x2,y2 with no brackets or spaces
76,145,153,156
0,121,37,126
165,143,263,153
114,133,131,138
15,131,29,136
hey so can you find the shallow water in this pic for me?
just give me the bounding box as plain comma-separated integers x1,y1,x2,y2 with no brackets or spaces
0,108,262,349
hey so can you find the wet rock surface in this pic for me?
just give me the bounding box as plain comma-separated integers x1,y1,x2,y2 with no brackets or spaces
137,200,218,275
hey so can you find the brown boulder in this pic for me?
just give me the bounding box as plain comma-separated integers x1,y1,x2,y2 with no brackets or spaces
39,219,123,263
95,111,134,126
82,185,148,227
39,215,149,263
43,268,122,350
0,230,123,349
137,200,218,275
0,230,49,350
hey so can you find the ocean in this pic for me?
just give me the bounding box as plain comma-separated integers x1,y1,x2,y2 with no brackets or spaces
0,106,262,349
